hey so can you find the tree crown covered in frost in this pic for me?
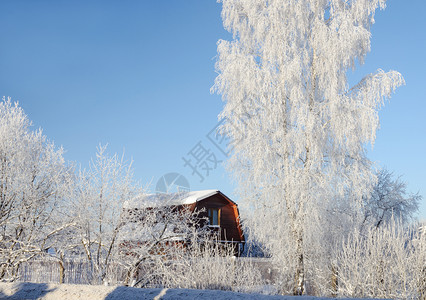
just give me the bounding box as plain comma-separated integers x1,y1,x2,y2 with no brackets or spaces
212,0,404,294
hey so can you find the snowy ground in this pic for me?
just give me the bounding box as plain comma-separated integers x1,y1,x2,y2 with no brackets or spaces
0,282,383,300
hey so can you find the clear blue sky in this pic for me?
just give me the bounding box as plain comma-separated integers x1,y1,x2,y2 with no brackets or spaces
0,0,425,220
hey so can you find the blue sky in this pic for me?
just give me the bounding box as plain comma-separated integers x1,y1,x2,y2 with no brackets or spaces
0,0,425,220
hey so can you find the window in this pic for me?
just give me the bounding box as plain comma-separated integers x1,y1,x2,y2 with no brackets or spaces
208,208,220,226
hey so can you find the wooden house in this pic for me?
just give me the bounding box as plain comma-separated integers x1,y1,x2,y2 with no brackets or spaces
123,190,245,256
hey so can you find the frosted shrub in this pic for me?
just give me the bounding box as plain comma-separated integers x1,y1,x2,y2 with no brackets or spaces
157,239,265,293
337,220,425,299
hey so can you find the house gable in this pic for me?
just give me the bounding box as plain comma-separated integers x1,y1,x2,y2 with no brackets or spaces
193,192,244,243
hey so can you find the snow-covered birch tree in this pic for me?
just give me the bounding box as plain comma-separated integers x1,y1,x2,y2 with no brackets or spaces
212,0,404,295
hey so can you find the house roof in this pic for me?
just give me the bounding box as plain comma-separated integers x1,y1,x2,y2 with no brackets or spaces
123,189,220,209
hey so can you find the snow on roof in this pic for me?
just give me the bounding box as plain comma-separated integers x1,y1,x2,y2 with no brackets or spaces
123,190,219,209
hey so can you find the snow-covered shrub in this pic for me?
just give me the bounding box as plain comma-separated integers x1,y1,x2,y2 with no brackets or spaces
156,238,265,293
336,219,425,299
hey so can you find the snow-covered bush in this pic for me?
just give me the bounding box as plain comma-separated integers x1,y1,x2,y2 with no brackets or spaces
154,238,265,293
336,220,426,299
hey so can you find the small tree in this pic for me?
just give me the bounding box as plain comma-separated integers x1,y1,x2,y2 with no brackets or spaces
361,168,421,229
0,97,73,281
72,145,141,285
118,194,207,287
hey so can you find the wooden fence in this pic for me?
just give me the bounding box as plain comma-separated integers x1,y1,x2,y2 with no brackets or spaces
17,258,125,285
15,257,278,286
